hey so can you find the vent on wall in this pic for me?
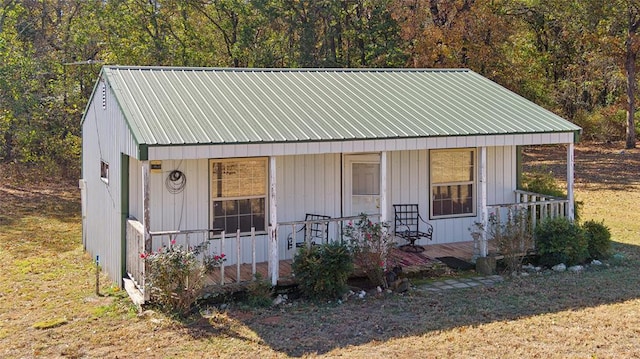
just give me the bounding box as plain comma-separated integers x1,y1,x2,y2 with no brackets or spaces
102,83,106,110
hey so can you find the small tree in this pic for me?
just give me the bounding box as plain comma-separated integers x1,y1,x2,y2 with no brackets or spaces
142,240,224,316
344,214,395,287
487,209,534,275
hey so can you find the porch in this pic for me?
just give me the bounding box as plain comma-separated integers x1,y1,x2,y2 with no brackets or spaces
125,189,569,301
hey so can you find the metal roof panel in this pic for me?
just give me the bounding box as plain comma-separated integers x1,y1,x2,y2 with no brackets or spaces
101,67,581,146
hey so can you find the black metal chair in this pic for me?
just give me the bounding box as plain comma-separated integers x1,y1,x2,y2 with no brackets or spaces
393,204,433,252
287,213,331,250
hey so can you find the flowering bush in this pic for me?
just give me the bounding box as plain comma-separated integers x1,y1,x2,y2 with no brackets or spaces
142,239,225,315
343,214,394,287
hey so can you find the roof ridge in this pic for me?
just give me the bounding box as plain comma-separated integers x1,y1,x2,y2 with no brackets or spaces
103,65,471,73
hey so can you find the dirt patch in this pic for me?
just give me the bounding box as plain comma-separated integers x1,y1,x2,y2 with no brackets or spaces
522,141,640,189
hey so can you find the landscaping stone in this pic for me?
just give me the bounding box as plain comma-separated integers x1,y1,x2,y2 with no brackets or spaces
568,265,584,272
591,259,603,266
552,263,567,272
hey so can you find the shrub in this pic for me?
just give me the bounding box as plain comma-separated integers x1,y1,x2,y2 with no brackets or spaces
488,209,534,275
521,168,565,198
534,217,588,267
291,241,353,300
344,214,395,287
583,220,612,260
521,168,583,221
143,242,206,316
245,273,273,307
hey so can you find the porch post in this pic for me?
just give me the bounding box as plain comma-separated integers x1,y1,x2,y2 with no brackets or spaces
380,151,388,223
268,156,279,286
141,161,151,301
567,143,575,220
479,147,488,257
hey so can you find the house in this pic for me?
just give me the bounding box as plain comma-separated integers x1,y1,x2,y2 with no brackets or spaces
80,66,581,295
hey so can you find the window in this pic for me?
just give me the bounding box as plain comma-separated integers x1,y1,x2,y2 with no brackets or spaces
100,160,109,184
430,149,475,218
210,158,267,234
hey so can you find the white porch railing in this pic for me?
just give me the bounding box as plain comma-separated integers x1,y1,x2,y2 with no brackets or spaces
483,190,569,257
277,214,382,261
125,219,146,297
125,219,270,301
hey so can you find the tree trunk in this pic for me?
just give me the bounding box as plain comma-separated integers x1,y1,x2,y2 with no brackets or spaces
626,36,637,149
625,7,638,149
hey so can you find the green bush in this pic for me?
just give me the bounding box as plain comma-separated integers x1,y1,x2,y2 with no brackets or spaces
534,217,588,267
245,273,273,307
521,168,565,198
291,241,353,300
521,168,582,221
583,220,612,260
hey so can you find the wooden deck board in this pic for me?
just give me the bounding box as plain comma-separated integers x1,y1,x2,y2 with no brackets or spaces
203,240,490,287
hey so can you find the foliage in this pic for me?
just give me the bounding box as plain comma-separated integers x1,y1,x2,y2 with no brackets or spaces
521,167,582,221
534,217,588,267
291,241,353,300
583,220,612,260
488,209,534,275
244,273,273,308
521,168,566,198
343,214,395,287
142,240,223,316
1,0,640,180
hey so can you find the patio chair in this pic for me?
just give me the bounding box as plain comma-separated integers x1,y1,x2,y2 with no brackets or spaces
287,213,332,250
393,204,433,253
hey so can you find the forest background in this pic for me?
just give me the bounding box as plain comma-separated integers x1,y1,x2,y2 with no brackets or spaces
1,0,639,181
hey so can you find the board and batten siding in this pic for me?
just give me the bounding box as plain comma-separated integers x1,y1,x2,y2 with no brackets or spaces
82,79,139,285
385,146,517,246
276,154,342,260
135,154,342,265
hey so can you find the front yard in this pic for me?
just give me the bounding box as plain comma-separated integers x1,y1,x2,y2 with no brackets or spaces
1,142,639,358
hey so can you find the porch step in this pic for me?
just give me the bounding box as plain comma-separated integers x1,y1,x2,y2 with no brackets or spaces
123,277,145,306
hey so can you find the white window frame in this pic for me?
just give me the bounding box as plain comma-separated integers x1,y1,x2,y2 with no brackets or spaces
209,157,268,236
100,160,109,184
430,148,476,219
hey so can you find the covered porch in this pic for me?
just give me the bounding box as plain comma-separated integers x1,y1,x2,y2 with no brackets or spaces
124,188,570,301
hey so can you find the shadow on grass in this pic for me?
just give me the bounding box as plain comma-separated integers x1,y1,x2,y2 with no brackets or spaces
179,242,640,357
0,185,80,223
0,184,81,255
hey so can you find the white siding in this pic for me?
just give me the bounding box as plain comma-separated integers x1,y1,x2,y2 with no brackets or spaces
276,154,342,259
82,79,139,286
487,146,517,205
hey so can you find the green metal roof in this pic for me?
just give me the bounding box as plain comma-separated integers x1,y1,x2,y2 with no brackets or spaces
100,66,581,146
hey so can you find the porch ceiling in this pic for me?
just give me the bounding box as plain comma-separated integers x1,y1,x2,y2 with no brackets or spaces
99,66,581,146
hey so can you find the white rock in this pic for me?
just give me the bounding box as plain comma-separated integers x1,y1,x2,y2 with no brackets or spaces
568,265,584,272
591,259,603,266
272,294,284,306
520,272,530,277
552,263,567,272
376,286,383,293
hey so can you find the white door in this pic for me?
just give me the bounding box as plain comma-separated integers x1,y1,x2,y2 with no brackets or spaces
344,154,381,216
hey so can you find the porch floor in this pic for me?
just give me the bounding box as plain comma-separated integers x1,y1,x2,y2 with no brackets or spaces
204,240,496,287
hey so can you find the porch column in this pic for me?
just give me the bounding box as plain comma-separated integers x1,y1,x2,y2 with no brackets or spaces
380,151,388,223
141,161,151,301
268,156,279,286
567,143,575,220
479,147,488,257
